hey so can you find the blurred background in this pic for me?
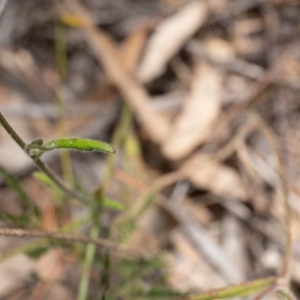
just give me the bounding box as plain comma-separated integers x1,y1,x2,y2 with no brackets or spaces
0,0,300,299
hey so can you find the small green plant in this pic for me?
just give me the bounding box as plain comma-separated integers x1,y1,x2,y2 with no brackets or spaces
26,137,116,158
0,110,120,299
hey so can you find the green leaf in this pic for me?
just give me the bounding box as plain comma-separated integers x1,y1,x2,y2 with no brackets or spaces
0,163,39,218
94,188,123,211
33,171,64,204
190,277,276,300
30,139,44,146
26,137,115,158
25,245,48,260
0,211,30,226
44,138,116,154
25,139,45,157
101,197,124,211
135,286,184,298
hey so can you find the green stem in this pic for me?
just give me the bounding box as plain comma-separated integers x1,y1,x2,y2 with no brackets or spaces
77,225,99,300
0,111,26,149
0,111,89,203
34,158,89,202
190,277,276,300
102,105,132,191
54,12,75,187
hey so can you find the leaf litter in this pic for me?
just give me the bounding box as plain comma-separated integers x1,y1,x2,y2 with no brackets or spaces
0,0,300,299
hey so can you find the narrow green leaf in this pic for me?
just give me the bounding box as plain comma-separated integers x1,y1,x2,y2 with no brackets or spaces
190,277,276,300
0,163,38,218
33,171,64,203
101,197,124,211
30,139,44,146
44,138,116,154
25,246,48,260
0,211,29,226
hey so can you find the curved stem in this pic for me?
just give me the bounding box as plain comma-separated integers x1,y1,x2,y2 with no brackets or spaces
0,111,89,203
34,158,90,202
0,111,26,149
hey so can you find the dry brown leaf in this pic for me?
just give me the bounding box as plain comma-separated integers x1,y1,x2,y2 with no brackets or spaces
66,0,170,144
136,1,208,83
162,62,223,160
222,215,247,276
120,24,150,72
166,206,245,282
182,154,247,200
92,24,150,102
202,38,235,63
231,18,265,60
0,255,35,297
167,230,225,291
36,248,73,283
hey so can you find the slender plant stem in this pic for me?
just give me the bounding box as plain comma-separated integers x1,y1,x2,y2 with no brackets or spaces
189,277,276,300
250,281,277,300
77,225,99,300
0,111,89,203
34,158,89,202
0,111,26,149
75,108,131,300
0,216,89,264
102,105,132,192
54,12,75,187
249,112,292,280
0,227,135,254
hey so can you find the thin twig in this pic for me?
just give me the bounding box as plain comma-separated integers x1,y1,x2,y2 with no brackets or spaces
0,227,138,257
249,112,292,281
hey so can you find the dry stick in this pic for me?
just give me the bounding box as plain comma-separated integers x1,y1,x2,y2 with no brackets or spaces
119,170,245,282
211,69,274,145
210,44,297,281
202,41,299,150
249,112,292,282
207,0,268,26
0,111,90,203
0,228,138,257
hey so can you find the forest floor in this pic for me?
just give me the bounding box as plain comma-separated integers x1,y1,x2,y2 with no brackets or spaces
0,0,300,299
